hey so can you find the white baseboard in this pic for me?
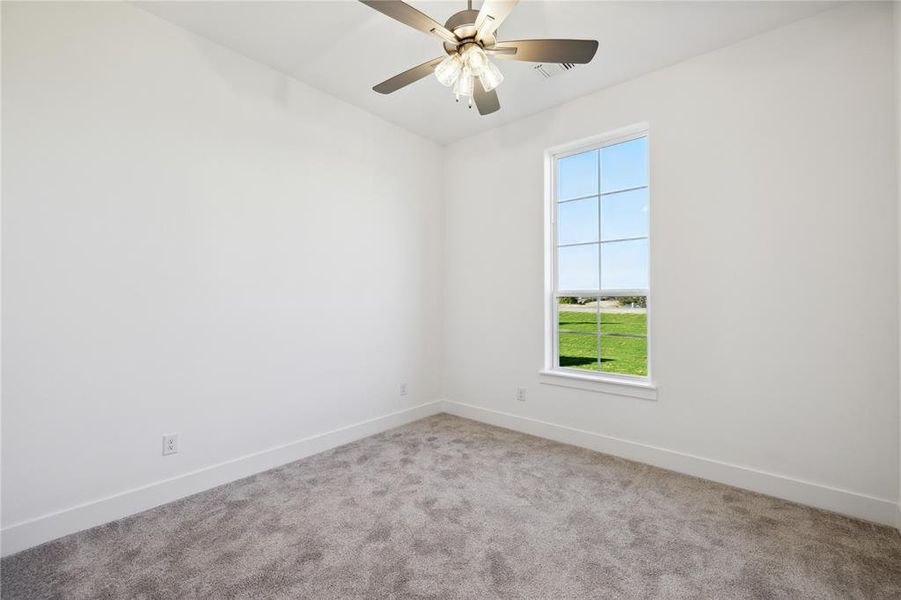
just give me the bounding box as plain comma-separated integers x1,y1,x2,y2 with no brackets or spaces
896,503,901,533
0,400,443,558
442,400,899,527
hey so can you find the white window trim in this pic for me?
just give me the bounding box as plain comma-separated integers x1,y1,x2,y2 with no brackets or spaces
542,123,656,400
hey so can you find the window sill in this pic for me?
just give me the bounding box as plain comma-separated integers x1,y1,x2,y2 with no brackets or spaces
538,369,657,400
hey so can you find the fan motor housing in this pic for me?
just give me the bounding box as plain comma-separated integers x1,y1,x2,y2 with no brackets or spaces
443,9,496,54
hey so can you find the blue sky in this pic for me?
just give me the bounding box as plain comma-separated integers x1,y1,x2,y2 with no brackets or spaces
557,137,649,292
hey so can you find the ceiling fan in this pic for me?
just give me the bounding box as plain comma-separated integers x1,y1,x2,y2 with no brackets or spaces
359,0,599,115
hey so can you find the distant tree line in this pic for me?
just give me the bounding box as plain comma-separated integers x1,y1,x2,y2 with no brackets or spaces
559,296,647,308
616,296,647,308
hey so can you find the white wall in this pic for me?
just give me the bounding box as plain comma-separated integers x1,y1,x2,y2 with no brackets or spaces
443,2,900,524
895,0,901,531
1,1,443,553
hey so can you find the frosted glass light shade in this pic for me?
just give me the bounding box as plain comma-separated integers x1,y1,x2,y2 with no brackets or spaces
478,60,504,92
435,54,462,87
454,69,474,98
462,45,488,73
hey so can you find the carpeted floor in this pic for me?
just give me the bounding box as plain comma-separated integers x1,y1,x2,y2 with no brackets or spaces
2,414,900,599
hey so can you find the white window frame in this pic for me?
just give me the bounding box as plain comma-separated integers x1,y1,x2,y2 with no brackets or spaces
541,123,656,399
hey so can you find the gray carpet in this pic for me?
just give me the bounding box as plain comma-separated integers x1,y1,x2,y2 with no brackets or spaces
2,414,900,599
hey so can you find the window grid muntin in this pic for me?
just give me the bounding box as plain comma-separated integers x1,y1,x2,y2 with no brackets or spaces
558,235,648,249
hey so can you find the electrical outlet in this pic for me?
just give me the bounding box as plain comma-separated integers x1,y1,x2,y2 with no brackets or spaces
516,387,526,402
400,383,408,396
162,433,178,456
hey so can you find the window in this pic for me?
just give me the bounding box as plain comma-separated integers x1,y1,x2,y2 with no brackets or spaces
546,126,650,384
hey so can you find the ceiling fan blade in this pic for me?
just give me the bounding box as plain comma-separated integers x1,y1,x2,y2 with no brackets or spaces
484,46,517,55
359,1,458,44
473,85,500,116
373,57,445,94
474,0,518,42
492,39,599,64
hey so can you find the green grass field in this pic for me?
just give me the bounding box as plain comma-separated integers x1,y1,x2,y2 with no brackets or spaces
558,309,647,376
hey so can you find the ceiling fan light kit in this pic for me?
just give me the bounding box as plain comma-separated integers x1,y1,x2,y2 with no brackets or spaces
437,44,504,107
359,0,599,115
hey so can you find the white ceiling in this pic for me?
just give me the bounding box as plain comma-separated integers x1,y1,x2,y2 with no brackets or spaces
136,1,836,144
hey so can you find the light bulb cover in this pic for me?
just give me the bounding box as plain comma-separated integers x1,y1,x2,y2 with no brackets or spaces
478,60,504,92
462,45,488,73
453,68,474,98
435,54,462,87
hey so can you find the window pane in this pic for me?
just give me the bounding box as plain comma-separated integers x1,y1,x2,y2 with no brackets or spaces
558,197,599,245
558,297,599,333
557,150,598,201
601,239,648,290
600,335,647,376
599,297,647,336
559,333,599,371
600,188,648,241
558,244,599,291
601,137,647,193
